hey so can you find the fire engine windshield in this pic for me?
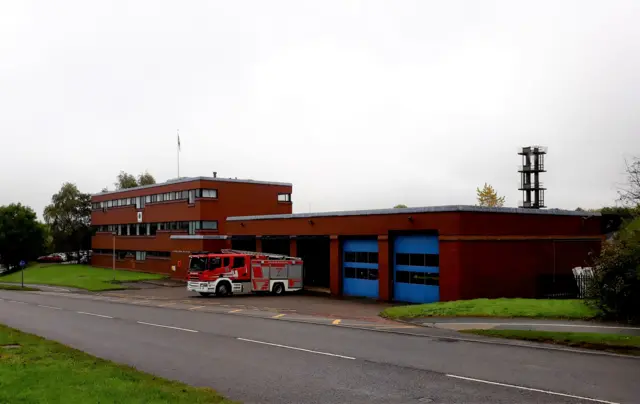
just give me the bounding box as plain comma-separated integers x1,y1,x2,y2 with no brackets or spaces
189,257,207,272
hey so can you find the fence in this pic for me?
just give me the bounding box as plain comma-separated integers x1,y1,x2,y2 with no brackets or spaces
536,273,593,299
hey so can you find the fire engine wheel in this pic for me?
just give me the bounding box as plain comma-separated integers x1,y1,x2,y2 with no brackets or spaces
272,283,285,296
216,282,231,297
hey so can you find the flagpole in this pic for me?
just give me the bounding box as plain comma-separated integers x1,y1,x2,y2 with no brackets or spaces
177,129,180,178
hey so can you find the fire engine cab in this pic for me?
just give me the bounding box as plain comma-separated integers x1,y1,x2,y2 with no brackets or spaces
186,249,304,297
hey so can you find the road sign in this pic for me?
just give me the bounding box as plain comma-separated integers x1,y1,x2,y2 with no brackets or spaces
19,260,26,267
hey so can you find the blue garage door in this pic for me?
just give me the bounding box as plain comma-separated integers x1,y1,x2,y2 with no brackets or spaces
342,239,379,299
393,235,439,303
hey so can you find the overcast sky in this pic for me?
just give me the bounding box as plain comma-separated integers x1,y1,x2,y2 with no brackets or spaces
1,1,639,217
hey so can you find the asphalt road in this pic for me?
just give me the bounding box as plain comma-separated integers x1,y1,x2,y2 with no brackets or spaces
0,291,637,404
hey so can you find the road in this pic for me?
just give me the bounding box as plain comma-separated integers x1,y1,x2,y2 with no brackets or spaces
0,291,637,404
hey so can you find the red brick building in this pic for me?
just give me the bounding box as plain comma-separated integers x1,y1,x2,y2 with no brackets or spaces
90,176,291,277
225,207,602,303
91,176,602,303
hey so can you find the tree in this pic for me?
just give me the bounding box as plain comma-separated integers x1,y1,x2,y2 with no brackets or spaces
588,216,640,323
476,183,505,207
43,183,92,255
619,157,640,206
137,171,156,186
115,171,138,190
0,204,46,269
394,204,408,209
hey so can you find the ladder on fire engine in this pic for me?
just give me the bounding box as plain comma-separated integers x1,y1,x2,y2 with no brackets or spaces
221,249,301,261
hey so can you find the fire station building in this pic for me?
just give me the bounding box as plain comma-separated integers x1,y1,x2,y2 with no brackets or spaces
91,176,602,303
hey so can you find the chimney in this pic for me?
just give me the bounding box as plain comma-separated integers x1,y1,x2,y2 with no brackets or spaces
213,172,217,178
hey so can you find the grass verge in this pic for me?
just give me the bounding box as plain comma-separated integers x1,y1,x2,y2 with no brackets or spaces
0,323,235,403
0,264,166,291
380,298,598,320
0,284,39,292
461,329,640,356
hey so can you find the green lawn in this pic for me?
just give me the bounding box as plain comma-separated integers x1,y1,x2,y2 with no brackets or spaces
461,329,640,355
0,323,234,403
380,298,598,320
0,284,39,292
0,264,166,291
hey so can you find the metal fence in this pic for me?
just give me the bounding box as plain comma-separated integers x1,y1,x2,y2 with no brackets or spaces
536,273,593,299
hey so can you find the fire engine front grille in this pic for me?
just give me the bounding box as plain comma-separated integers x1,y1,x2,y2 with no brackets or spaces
188,273,200,281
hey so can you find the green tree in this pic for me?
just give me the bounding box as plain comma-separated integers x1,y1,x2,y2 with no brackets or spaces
0,204,46,269
115,171,138,190
588,216,640,323
476,183,505,207
137,171,156,186
43,183,92,255
394,204,408,209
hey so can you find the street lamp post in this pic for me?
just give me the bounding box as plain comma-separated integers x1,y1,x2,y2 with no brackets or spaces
112,232,116,281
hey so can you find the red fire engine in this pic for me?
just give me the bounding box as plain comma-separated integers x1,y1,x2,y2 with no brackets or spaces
186,249,304,297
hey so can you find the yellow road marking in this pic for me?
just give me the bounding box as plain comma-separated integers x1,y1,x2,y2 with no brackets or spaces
189,306,206,311
229,309,243,313
332,319,341,325
272,314,286,318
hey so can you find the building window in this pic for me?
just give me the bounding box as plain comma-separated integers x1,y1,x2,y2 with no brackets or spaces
135,251,146,261
344,267,378,280
147,251,170,258
201,189,217,198
278,193,291,202
201,221,218,230
344,251,378,264
395,253,439,267
395,271,439,286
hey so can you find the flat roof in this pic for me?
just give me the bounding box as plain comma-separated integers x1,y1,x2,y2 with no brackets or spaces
227,205,600,222
92,176,292,197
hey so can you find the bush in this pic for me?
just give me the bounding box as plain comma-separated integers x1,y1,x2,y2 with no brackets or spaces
588,217,640,323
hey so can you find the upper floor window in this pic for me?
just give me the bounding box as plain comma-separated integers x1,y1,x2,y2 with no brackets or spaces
201,189,217,198
201,221,218,230
278,193,291,202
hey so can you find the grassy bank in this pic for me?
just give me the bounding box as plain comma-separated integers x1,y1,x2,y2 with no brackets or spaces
461,329,640,355
0,284,39,291
0,323,234,403
0,264,165,291
381,298,598,320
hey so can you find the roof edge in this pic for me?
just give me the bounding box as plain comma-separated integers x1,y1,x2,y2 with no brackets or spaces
92,176,292,197
227,205,601,221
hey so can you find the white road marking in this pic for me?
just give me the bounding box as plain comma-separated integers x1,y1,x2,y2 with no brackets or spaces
229,309,243,313
237,337,356,360
77,311,113,319
433,322,640,330
158,302,177,307
446,374,619,404
136,321,198,333
38,305,62,310
189,306,206,310
8,300,26,304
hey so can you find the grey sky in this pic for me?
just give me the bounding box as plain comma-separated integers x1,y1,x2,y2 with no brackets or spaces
1,1,638,218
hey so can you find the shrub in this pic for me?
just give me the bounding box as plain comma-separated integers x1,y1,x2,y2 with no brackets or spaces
588,217,640,323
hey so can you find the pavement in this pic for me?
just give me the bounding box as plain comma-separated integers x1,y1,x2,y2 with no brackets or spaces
406,317,640,336
0,289,638,404
98,285,396,323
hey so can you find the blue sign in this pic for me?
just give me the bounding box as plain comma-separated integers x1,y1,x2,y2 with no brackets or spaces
19,260,26,267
